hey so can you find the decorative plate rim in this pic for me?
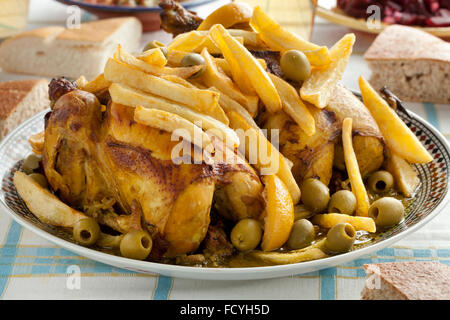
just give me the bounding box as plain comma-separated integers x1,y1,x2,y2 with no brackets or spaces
54,0,220,13
0,107,449,280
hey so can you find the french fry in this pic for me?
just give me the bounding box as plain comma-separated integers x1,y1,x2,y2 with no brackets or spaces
195,29,265,48
359,76,433,164
80,73,111,93
168,30,244,55
137,48,167,67
312,213,376,233
161,75,197,88
134,106,214,152
227,110,301,204
114,45,203,79
75,75,88,88
209,87,259,132
200,48,259,116
268,73,316,136
300,33,355,108
250,6,330,66
209,24,282,113
214,57,267,75
14,171,87,227
342,117,370,217
28,131,45,155
109,83,240,149
104,58,228,124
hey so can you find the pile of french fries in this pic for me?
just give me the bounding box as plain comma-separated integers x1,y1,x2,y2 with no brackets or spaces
21,3,432,265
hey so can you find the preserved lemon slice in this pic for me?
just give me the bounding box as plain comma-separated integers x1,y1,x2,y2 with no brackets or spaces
261,175,295,252
197,2,253,31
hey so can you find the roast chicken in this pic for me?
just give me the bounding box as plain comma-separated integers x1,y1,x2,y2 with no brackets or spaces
42,80,263,258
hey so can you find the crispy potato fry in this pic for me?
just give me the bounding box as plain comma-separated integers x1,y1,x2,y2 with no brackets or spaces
197,2,253,30
210,24,282,113
137,48,167,67
104,58,228,124
268,73,315,136
80,73,111,93
342,117,370,217
75,75,88,88
28,131,44,155
249,239,327,265
227,110,301,204
312,213,376,233
168,31,244,54
134,106,214,152
161,75,197,88
359,76,433,164
14,171,87,227
200,48,259,116
300,33,355,108
384,149,420,197
250,6,330,66
109,83,239,148
196,29,265,48
214,57,267,75
209,87,259,131
261,174,294,251
114,45,203,79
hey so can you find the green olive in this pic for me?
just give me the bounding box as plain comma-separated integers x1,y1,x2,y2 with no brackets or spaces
325,222,356,253
120,230,153,260
143,40,168,57
22,154,41,174
294,204,314,221
73,218,100,246
368,197,405,227
230,218,262,252
29,173,48,189
180,53,206,79
280,50,311,82
328,190,357,215
300,178,330,213
367,170,394,194
287,219,315,250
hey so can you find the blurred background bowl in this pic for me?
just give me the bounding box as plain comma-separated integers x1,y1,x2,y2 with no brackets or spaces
55,0,220,31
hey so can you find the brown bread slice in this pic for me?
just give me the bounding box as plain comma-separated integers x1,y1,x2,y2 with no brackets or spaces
361,261,450,300
0,79,49,140
364,25,450,104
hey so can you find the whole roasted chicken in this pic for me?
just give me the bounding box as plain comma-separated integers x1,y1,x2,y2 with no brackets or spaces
42,79,263,258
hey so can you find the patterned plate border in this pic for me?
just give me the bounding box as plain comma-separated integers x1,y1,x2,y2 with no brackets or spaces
0,107,449,280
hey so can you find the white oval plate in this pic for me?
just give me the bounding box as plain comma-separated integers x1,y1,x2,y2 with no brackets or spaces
1,106,449,280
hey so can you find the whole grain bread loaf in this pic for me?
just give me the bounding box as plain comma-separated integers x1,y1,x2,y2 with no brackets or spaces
364,25,450,104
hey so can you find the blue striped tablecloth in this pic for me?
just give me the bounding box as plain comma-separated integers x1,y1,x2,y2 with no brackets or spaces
1,0,449,300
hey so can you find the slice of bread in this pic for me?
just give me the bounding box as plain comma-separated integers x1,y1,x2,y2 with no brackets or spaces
364,25,450,104
0,79,49,140
361,261,450,300
0,17,142,80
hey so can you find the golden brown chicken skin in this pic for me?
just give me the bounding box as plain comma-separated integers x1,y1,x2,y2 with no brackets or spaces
42,88,263,258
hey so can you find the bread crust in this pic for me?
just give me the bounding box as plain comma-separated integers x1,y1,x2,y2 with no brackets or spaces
364,25,450,63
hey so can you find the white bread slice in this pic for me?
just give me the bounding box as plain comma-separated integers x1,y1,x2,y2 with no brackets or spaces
361,262,450,300
364,25,450,104
0,79,49,140
0,17,142,80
